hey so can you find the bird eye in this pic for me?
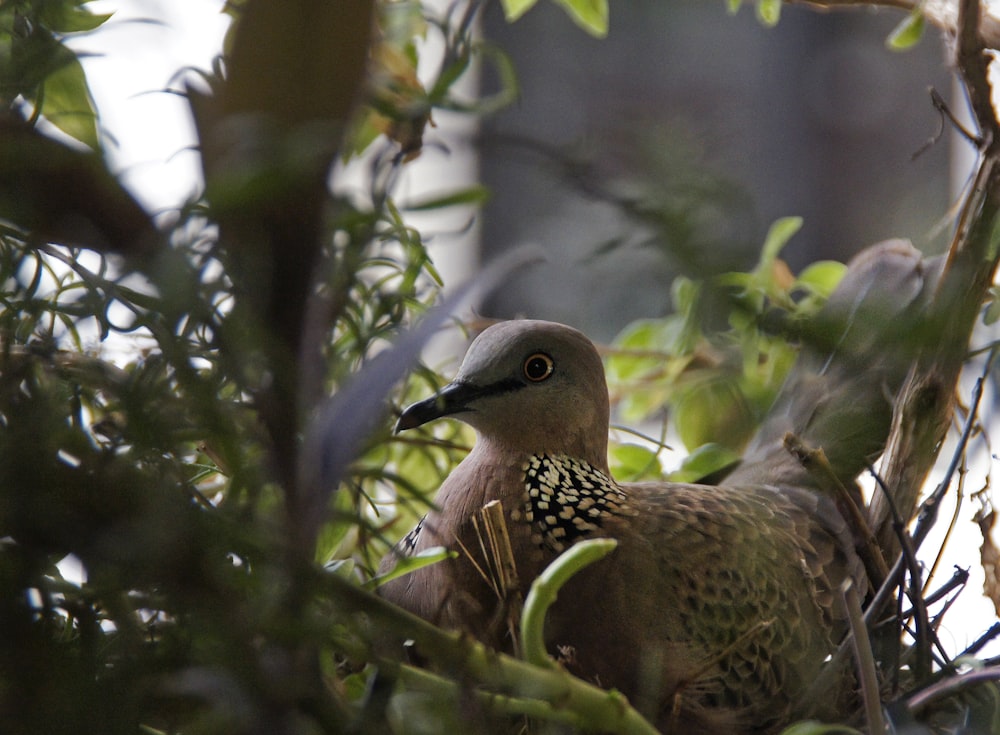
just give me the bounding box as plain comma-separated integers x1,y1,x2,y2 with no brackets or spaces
523,352,555,382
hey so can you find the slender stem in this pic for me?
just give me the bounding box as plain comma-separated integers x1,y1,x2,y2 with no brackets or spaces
906,666,1000,712
321,564,660,734
521,539,619,668
843,580,885,735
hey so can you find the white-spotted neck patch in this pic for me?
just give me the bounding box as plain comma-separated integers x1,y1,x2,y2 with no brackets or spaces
513,454,630,552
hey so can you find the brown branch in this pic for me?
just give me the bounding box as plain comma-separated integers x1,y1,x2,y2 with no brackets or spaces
842,580,885,735
905,666,1000,712
867,0,1000,559
956,0,1000,143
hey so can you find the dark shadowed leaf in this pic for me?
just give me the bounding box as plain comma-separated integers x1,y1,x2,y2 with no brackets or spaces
0,120,158,258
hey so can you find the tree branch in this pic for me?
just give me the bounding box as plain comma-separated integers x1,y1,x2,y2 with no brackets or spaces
869,0,1000,555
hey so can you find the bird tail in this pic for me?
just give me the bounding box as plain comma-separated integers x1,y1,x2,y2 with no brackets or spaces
725,239,942,493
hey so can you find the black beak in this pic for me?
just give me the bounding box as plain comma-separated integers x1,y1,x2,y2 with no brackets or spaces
394,381,483,432
395,378,524,432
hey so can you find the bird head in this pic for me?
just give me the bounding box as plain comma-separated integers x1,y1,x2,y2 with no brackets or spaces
396,320,611,468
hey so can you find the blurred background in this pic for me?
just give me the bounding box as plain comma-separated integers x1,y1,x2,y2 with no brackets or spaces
476,0,955,339
80,0,957,344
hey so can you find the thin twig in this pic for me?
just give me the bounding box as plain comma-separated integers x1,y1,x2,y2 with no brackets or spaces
903,566,970,614
905,666,1000,712
895,505,933,679
785,434,889,585
842,579,885,735
473,500,522,654
912,347,997,549
961,622,1000,657
925,455,967,589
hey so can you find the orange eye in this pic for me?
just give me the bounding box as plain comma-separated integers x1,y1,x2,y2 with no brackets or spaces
523,353,555,382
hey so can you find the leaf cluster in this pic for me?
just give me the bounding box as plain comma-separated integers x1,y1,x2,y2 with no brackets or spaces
606,217,847,482
0,0,108,147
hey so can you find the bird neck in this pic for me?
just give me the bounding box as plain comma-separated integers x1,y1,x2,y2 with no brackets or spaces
435,442,629,554
517,453,630,553
473,432,611,476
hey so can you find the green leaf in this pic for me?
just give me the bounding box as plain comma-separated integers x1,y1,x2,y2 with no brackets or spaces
670,274,700,313
795,260,846,298
779,721,862,735
340,667,374,703
403,185,491,211
755,0,781,27
553,0,609,37
614,318,666,351
500,0,540,23
668,443,740,483
673,377,755,451
609,443,661,481
886,10,925,51
39,55,99,149
366,546,453,589
38,2,113,33
759,216,803,266
606,319,667,382
726,0,744,14
502,0,608,36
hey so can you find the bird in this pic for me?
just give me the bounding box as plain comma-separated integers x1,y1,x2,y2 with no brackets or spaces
378,240,936,734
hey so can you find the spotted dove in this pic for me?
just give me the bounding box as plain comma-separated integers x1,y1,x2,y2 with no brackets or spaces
379,240,936,734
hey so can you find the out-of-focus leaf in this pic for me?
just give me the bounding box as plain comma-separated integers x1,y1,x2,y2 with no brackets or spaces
553,0,609,37
674,376,755,451
668,443,740,483
759,216,802,266
314,489,359,565
396,444,449,496
778,721,862,735
38,4,112,33
0,120,158,258
39,55,99,149
388,689,468,735
340,668,372,703
605,318,672,382
192,0,378,368
796,260,847,299
671,274,701,313
403,186,491,212
367,38,432,162
367,546,453,589
501,0,607,36
886,9,925,51
609,443,661,481
755,0,781,26
500,0,540,23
